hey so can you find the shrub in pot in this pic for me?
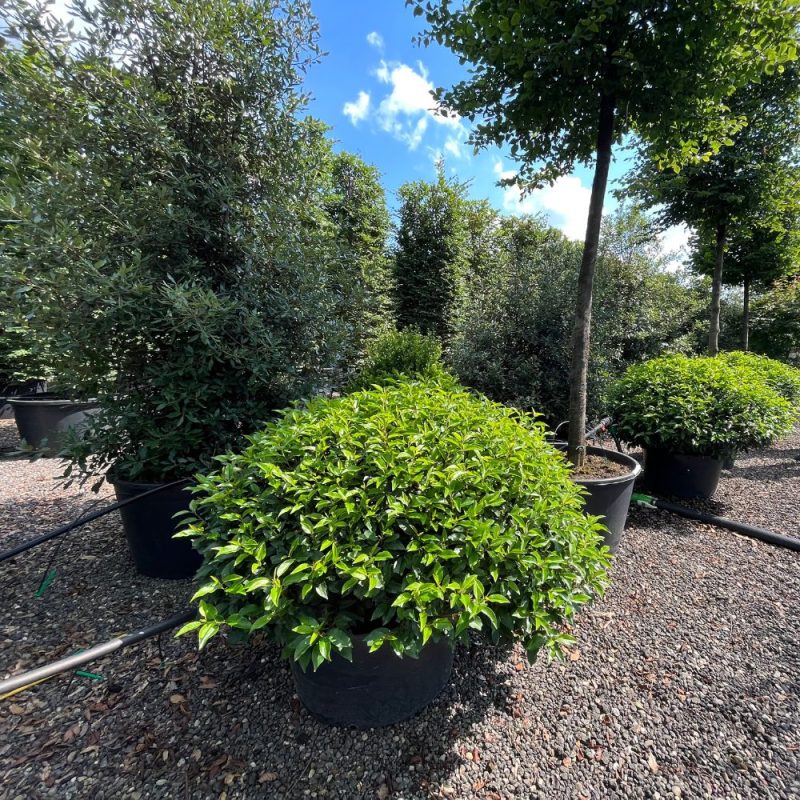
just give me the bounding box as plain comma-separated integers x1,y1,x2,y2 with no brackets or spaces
177,380,610,727
718,351,800,409
346,327,456,392
717,351,800,467
608,355,794,498
1,1,367,577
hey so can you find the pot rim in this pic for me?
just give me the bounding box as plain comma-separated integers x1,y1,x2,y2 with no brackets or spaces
107,469,193,490
645,446,725,464
555,442,642,487
7,396,97,410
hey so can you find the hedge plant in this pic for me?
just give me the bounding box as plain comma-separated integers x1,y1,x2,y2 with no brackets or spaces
608,355,794,458
178,380,609,669
719,351,800,408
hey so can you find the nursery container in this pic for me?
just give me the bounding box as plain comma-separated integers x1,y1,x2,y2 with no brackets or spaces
291,634,454,728
644,448,724,499
110,475,201,579
8,394,96,453
559,444,642,553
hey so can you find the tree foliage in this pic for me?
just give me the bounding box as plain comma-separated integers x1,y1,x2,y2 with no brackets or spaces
0,0,349,482
411,0,800,464
750,276,800,361
392,162,470,341
626,66,800,353
325,151,394,368
450,207,705,424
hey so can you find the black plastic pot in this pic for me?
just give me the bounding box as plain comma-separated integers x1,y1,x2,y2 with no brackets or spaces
110,475,201,580
644,448,723,499
8,394,97,453
564,445,642,553
0,381,47,419
291,635,454,728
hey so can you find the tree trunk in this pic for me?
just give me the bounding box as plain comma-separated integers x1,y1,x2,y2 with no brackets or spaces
708,223,727,356
742,275,750,352
567,94,615,467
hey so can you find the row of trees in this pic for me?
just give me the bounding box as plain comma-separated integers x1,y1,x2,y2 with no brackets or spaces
3,0,799,481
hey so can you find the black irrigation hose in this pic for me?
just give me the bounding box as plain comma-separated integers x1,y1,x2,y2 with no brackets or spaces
0,608,196,698
0,478,192,564
633,493,800,552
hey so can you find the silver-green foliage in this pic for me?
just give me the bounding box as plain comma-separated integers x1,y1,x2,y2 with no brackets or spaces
178,381,609,669
1,0,342,482
608,355,795,457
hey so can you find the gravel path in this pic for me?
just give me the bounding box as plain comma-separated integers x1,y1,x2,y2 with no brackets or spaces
1,419,798,800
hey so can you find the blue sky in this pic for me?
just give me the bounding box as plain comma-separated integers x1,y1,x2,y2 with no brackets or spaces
306,0,606,239
306,1,689,254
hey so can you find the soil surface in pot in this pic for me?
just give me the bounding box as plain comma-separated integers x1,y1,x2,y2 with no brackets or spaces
572,454,631,479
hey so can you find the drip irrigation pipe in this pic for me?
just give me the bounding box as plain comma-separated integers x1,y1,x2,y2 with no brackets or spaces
0,478,192,564
632,493,800,552
0,608,196,699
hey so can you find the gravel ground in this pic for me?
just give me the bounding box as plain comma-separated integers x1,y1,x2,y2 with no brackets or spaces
1,418,798,800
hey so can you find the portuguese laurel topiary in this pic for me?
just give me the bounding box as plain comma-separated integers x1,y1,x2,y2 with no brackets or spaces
608,354,795,458
178,381,609,669
719,351,800,409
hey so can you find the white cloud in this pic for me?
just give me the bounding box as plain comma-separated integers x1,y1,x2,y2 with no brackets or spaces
658,224,692,263
348,58,467,153
494,162,591,241
444,136,463,159
366,31,384,51
373,60,464,150
343,91,371,125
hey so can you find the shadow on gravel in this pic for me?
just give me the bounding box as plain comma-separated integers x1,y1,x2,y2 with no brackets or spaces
724,453,800,483
192,635,521,799
626,505,700,538
0,495,111,550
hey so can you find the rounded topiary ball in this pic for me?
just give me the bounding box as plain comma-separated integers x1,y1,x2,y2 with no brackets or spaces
179,380,609,669
608,354,794,458
719,351,800,408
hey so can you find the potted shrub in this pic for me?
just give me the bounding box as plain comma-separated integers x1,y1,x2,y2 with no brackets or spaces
177,380,610,728
719,351,800,407
717,351,800,466
346,327,456,392
1,1,360,577
608,355,794,498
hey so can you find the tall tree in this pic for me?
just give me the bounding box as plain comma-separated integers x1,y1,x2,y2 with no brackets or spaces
393,162,469,341
693,210,800,350
0,0,341,482
626,66,800,355
411,0,799,464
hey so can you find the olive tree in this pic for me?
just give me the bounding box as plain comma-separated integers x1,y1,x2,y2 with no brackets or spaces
410,0,800,464
0,0,344,482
